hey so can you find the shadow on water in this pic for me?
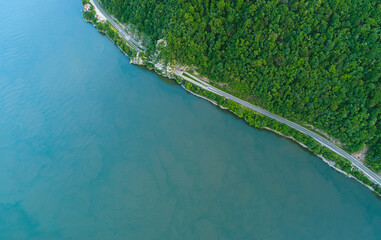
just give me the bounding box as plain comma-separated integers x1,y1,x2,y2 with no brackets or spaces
83,21,180,87
135,64,179,86
173,87,381,199
89,18,381,200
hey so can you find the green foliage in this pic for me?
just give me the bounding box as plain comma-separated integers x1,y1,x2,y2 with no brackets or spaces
187,82,381,195
83,3,138,62
99,0,380,171
185,81,193,90
83,9,96,22
366,142,381,172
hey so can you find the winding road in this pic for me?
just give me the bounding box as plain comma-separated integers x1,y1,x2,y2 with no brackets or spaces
91,0,381,186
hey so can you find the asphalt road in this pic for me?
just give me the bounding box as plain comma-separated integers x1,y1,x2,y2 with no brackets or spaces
178,72,381,186
91,1,381,186
92,0,145,51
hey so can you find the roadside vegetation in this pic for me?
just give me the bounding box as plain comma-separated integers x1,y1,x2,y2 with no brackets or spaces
98,0,380,172
182,80,381,195
82,1,381,194
82,1,137,58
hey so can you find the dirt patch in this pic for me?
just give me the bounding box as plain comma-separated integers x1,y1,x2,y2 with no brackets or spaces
305,124,344,147
90,0,106,21
352,147,369,163
218,82,229,87
200,76,210,83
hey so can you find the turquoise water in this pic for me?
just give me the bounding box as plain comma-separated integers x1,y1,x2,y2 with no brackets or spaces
0,0,380,239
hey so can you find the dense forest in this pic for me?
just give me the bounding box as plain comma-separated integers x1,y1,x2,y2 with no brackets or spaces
99,0,381,172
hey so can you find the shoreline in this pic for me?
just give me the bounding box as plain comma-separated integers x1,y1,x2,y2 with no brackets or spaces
82,2,381,197
183,86,379,196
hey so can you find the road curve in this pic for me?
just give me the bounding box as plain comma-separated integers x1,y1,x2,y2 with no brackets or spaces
90,0,381,186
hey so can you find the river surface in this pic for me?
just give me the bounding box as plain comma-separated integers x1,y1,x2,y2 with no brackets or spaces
0,0,380,239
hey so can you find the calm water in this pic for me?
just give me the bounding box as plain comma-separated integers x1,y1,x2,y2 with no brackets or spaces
0,0,380,239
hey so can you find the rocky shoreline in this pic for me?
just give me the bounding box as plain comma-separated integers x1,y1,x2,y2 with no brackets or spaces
82,2,381,197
